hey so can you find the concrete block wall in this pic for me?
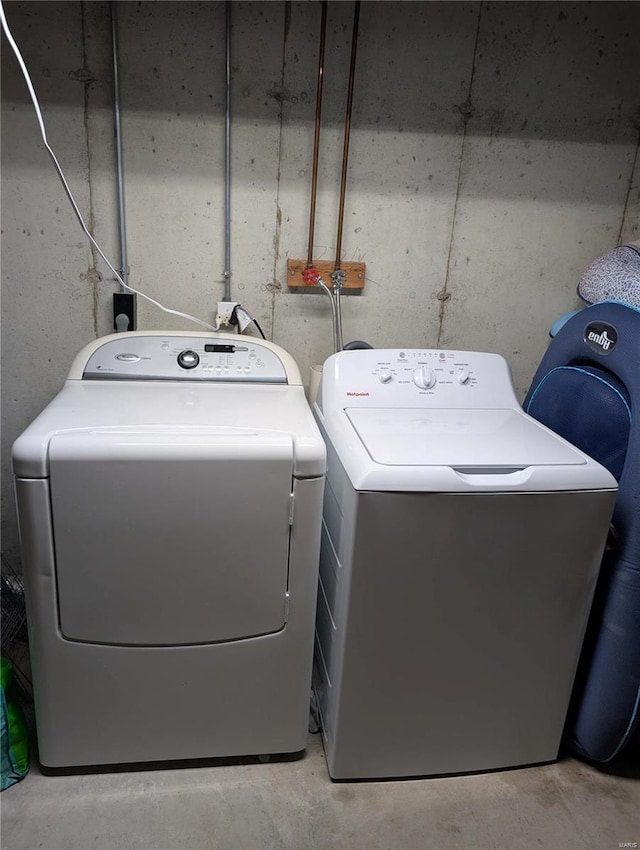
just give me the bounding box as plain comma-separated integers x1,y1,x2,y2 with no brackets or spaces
2,1,639,562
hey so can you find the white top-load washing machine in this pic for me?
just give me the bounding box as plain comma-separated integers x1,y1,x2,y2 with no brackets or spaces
313,348,617,780
12,332,326,769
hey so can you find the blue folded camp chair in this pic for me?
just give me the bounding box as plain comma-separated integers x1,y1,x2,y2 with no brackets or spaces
524,300,640,762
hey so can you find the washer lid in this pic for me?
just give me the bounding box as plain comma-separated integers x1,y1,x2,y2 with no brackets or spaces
345,408,586,468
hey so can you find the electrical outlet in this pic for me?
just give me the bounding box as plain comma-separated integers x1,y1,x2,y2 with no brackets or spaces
216,301,238,329
113,293,137,332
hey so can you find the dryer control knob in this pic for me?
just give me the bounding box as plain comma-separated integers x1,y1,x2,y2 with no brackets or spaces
413,365,436,389
177,350,200,370
456,370,470,385
379,370,393,384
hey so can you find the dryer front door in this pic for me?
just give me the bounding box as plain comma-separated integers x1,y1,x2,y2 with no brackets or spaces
48,429,294,645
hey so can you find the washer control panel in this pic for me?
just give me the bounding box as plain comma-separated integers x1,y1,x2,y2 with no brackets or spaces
83,336,288,383
321,348,520,411
370,350,478,393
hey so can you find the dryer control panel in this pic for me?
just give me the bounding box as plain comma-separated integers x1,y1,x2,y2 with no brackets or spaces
79,334,291,383
320,348,521,411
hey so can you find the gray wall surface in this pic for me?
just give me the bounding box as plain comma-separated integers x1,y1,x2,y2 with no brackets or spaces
2,1,639,561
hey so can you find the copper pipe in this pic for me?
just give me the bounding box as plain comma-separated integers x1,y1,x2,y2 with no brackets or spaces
334,0,360,272
307,0,328,268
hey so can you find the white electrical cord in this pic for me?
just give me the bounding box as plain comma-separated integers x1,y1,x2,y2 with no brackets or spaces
0,1,217,333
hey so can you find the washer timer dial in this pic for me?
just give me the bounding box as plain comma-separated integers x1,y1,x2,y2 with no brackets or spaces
412,365,436,389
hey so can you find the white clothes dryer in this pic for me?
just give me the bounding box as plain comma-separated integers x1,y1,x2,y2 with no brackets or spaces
313,348,617,780
12,332,326,769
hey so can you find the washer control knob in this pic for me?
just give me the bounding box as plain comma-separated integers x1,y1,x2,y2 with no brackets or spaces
379,370,393,384
456,370,470,385
413,365,436,389
177,350,200,370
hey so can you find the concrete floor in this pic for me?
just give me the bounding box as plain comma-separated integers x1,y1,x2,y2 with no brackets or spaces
2,732,639,850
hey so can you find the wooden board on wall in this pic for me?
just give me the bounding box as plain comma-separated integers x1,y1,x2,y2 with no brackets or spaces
286,260,365,292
